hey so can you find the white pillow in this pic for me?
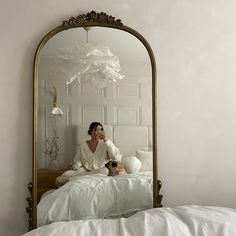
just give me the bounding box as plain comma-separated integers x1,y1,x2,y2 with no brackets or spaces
121,156,141,174
136,150,153,172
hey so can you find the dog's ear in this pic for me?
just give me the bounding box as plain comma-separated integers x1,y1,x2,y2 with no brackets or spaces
105,160,117,168
106,161,126,176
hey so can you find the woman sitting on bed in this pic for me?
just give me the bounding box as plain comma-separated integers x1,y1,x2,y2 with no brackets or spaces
56,122,122,186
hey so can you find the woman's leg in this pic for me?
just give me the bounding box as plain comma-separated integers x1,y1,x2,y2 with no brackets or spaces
74,167,109,177
62,167,88,177
56,167,109,187
56,167,88,187
64,167,109,177
86,167,109,176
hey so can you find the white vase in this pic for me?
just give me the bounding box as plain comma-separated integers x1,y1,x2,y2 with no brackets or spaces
48,159,60,170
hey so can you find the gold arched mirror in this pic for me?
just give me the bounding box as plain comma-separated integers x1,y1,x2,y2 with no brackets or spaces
28,11,160,230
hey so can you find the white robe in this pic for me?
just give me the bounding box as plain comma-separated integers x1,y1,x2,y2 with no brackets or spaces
73,140,122,171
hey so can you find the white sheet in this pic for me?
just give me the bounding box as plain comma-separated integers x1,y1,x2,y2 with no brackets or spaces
24,205,236,236
37,173,153,226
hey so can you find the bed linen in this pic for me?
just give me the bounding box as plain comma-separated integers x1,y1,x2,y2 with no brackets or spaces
37,173,153,226
24,205,236,236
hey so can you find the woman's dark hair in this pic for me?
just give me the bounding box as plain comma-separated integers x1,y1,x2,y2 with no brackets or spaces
88,122,103,135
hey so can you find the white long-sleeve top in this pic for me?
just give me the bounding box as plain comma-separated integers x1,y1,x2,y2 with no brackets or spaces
73,140,122,171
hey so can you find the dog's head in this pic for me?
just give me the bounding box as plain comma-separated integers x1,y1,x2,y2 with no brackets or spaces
105,160,126,176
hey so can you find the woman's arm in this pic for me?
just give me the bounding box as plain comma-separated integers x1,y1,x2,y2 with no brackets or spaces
72,147,83,170
97,131,122,162
105,140,122,162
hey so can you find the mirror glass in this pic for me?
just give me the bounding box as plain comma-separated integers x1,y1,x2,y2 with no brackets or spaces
36,26,153,226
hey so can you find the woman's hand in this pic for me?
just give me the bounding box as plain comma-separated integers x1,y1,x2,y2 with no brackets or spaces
96,131,108,142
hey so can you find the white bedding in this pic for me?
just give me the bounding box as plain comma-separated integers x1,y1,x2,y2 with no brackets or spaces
24,205,236,236
37,173,153,226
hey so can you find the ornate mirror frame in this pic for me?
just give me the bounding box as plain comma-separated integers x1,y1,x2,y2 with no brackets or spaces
27,11,161,230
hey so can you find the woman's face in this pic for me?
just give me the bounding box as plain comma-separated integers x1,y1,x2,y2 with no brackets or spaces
91,125,103,138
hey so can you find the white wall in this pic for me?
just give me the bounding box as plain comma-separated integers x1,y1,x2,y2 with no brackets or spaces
0,0,236,235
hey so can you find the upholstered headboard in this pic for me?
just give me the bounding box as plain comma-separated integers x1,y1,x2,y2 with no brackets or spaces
74,124,152,157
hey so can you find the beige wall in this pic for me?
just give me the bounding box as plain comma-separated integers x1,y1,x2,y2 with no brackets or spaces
1,0,236,235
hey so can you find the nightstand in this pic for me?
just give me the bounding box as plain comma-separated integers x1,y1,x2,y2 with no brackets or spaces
37,169,65,202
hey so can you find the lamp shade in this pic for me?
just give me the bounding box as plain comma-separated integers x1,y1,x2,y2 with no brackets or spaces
51,87,63,116
51,106,63,115
50,43,124,88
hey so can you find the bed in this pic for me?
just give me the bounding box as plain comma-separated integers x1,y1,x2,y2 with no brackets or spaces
24,205,236,236
37,173,153,226
37,125,154,226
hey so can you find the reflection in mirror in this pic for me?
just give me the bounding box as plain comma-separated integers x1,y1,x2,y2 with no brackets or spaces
36,26,153,226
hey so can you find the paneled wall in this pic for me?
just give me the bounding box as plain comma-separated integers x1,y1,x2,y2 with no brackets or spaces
38,69,151,168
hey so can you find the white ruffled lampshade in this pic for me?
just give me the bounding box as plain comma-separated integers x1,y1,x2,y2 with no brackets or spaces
51,43,124,88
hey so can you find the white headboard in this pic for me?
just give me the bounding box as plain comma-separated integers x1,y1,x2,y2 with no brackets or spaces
74,124,152,157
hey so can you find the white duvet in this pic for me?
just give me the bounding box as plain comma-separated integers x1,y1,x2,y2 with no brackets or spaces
37,173,153,226
24,205,236,236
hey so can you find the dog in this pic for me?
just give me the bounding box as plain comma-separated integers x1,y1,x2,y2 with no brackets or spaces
105,160,126,176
